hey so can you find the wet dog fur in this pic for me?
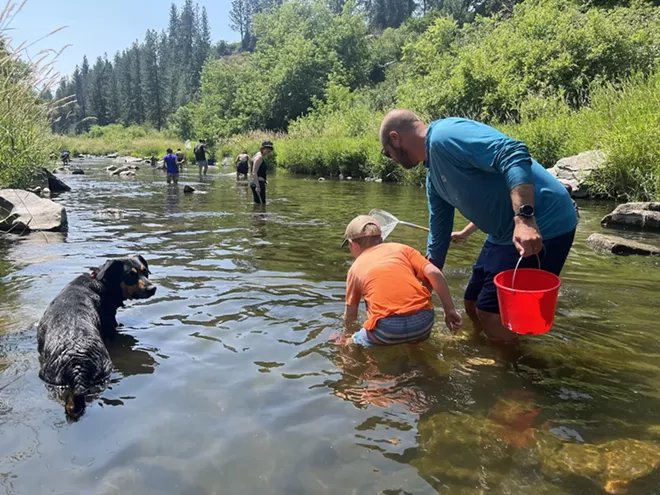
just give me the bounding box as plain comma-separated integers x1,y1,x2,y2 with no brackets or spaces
37,256,156,421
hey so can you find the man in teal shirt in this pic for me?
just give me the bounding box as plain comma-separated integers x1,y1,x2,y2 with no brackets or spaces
380,110,578,342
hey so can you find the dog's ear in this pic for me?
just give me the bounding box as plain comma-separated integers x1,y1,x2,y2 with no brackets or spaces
96,260,124,283
137,255,150,275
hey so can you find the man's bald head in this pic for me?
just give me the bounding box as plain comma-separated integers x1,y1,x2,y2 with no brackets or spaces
379,109,428,169
380,109,423,147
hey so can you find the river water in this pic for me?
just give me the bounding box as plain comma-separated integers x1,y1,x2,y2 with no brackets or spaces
1,160,660,494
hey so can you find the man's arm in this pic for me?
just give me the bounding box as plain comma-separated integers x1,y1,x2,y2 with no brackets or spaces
511,183,542,256
426,174,455,270
438,120,542,257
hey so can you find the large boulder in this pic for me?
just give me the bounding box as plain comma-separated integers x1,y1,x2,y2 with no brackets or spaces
29,167,71,193
547,150,606,199
121,156,143,164
587,233,660,256
601,202,660,231
110,165,138,175
0,189,67,232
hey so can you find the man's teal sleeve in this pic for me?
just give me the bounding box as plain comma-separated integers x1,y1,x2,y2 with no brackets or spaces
436,119,534,190
426,174,454,270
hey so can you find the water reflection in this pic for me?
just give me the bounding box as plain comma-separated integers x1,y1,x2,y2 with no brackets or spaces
108,332,159,378
1,161,660,493
165,186,181,214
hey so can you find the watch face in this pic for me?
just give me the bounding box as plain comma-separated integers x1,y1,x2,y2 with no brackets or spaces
521,205,535,216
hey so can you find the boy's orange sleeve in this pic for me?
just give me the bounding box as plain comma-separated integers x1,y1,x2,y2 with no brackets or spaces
345,269,361,306
405,246,432,282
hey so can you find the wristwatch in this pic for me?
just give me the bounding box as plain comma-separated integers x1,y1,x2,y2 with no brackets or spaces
515,204,535,218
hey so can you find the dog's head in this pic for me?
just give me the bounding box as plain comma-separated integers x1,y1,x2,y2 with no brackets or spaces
95,255,157,300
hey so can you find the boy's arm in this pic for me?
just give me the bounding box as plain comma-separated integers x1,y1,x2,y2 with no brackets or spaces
344,271,361,329
423,263,463,333
344,305,359,329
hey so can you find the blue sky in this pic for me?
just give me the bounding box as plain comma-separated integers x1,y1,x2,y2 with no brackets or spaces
10,0,240,79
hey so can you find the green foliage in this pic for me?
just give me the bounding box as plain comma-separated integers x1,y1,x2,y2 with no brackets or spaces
56,125,191,160
187,0,370,140
503,70,660,201
398,0,660,121
0,4,55,189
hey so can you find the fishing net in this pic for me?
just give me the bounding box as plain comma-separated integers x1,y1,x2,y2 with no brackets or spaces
369,209,399,240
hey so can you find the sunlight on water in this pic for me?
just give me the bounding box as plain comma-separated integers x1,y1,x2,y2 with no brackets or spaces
0,159,659,494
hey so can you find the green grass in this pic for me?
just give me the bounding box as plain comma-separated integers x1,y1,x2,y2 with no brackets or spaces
0,2,57,189
503,70,660,201
56,124,197,162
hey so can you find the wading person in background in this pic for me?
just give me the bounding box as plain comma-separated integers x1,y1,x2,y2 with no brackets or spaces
176,148,186,169
379,110,578,343
194,139,209,177
343,215,462,347
250,141,274,205
235,150,250,180
163,148,179,185
61,149,70,166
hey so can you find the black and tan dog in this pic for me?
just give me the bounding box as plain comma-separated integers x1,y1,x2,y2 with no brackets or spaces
37,256,156,420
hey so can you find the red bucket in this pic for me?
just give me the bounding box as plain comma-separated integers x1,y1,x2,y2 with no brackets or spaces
493,260,561,335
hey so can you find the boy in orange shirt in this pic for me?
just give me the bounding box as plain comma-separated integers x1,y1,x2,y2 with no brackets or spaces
342,215,462,347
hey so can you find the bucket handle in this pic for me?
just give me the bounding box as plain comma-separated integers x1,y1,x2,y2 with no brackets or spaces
511,254,541,292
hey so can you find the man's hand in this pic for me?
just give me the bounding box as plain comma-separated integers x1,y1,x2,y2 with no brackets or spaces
444,309,463,334
513,217,542,257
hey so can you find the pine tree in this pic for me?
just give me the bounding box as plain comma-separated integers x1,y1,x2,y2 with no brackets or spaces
108,54,121,123
193,6,212,89
230,0,252,50
129,42,145,124
88,56,112,126
167,3,181,110
142,29,165,129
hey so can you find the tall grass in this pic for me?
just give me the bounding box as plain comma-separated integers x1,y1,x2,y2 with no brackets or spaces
504,70,660,201
0,0,62,188
56,124,194,160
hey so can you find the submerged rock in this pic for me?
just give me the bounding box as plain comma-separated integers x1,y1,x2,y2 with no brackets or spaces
601,202,660,231
106,152,119,159
547,150,606,198
118,170,136,178
0,189,67,232
183,185,195,193
587,233,660,256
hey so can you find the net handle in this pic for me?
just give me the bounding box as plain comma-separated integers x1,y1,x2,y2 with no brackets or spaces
511,254,541,291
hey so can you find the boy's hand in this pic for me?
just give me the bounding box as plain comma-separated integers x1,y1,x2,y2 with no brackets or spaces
444,309,463,334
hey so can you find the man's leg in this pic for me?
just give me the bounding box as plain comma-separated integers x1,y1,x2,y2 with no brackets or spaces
464,300,482,334
167,174,172,184
464,242,490,335
173,173,179,185
475,229,576,342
